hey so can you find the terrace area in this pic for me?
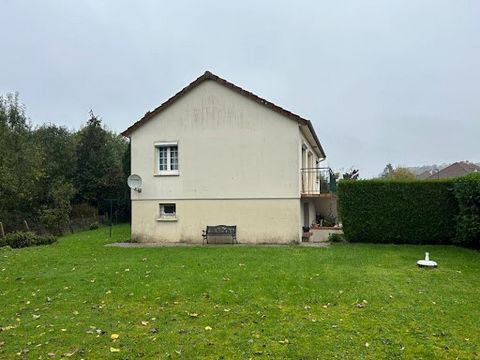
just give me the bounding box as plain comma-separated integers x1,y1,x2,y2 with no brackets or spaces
300,167,337,197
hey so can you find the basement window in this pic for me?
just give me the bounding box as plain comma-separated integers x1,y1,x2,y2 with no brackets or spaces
158,203,177,221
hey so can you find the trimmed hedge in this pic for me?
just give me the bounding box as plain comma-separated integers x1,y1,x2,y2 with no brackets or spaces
2,231,57,249
453,173,480,248
338,179,458,244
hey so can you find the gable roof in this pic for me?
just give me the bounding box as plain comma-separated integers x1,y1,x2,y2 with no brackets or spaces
121,71,326,158
426,161,480,179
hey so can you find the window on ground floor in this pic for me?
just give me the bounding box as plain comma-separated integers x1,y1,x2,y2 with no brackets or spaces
159,203,176,220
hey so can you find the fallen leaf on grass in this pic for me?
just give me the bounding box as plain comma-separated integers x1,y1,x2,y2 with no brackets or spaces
187,312,199,318
141,321,149,326
110,347,120,353
64,349,78,357
204,326,212,331
111,334,119,340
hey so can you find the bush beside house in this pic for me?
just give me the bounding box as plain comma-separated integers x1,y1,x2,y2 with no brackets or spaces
338,179,458,245
338,175,480,247
453,173,480,248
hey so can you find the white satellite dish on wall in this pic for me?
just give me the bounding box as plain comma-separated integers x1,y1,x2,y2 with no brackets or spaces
127,174,143,192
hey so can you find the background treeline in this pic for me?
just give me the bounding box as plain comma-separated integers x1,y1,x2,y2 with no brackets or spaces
0,93,130,235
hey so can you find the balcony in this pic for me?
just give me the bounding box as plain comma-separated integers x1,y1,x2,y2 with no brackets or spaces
301,167,337,197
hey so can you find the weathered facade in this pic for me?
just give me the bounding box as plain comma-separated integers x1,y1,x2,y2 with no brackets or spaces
122,72,334,244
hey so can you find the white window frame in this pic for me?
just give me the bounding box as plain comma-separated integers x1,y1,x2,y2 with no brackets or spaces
157,203,177,221
154,141,179,176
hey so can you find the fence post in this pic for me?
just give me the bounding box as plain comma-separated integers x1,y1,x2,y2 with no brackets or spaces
0,222,5,237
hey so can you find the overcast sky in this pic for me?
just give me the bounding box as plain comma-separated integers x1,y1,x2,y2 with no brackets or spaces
1,1,479,177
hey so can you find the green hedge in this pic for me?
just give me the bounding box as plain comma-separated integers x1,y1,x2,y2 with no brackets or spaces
338,179,458,244
453,173,480,248
2,231,57,249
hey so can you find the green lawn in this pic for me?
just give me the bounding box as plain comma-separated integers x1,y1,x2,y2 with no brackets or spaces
1,225,479,359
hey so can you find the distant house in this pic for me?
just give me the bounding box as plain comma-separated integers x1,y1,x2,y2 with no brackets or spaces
418,161,480,180
122,71,336,244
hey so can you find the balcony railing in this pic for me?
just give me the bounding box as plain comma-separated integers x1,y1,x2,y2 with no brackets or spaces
301,167,337,195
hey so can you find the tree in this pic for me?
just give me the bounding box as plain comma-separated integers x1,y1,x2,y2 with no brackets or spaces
343,168,359,180
0,94,130,233
0,93,42,228
74,112,115,206
33,124,77,212
381,164,415,180
381,163,394,178
39,181,75,235
74,111,129,219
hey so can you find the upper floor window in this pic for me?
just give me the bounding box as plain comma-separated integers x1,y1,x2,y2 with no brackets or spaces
155,142,179,175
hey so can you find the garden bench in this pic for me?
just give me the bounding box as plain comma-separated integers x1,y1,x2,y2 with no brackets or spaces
202,225,237,245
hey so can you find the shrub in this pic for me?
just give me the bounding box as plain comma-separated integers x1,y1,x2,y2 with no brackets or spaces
453,173,480,248
39,208,70,236
0,236,6,247
328,233,345,243
34,234,57,246
338,179,458,244
4,231,57,248
5,231,36,248
89,222,99,230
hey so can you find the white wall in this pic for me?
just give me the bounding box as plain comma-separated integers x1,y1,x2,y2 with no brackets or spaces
131,199,300,244
130,80,301,200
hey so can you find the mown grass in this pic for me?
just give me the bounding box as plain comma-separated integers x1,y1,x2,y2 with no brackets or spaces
1,224,479,359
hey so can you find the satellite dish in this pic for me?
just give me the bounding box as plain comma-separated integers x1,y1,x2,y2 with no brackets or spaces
127,174,142,192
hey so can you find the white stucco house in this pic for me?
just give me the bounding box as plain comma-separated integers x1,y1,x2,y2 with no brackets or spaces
122,71,337,244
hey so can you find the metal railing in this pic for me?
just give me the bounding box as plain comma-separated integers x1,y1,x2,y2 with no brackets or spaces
300,167,337,195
